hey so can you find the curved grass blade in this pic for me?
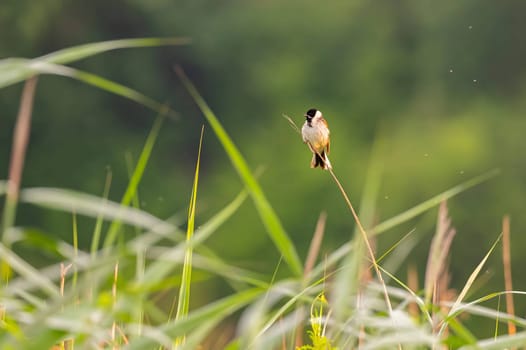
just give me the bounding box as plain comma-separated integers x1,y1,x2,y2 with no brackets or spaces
126,288,263,349
176,67,302,276
378,265,433,326
458,331,526,350
0,37,190,89
309,170,499,286
39,37,190,65
191,254,268,289
447,317,478,345
20,187,174,234
7,61,177,119
135,189,250,292
0,242,58,297
372,169,500,236
442,291,526,327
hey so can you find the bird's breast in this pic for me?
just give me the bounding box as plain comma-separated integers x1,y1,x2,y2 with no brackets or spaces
302,123,329,151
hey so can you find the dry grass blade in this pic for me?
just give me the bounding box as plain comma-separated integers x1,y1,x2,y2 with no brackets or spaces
407,264,419,318
425,201,457,307
282,114,301,135
445,233,503,327
303,211,327,280
1,76,38,243
501,215,516,336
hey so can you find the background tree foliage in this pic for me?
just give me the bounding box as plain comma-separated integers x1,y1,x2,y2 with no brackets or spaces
2,0,525,333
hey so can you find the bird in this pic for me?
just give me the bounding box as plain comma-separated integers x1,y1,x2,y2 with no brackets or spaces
301,108,332,170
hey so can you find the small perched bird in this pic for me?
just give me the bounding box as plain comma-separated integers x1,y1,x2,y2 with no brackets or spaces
301,108,332,170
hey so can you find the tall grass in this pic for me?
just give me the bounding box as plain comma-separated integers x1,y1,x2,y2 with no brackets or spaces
1,39,524,349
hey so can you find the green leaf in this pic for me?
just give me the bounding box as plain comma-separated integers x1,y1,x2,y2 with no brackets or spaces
0,242,58,297
135,189,249,292
372,169,500,236
39,37,190,65
458,331,526,350
176,67,302,276
126,288,263,349
0,37,189,89
103,115,165,249
1,61,177,119
174,126,205,346
20,187,174,234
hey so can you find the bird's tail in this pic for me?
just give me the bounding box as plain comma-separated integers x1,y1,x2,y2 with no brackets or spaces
311,151,332,170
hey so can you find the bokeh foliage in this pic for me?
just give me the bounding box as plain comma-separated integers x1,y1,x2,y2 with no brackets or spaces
1,0,526,330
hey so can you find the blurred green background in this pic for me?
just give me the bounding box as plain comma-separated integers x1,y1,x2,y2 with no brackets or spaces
2,0,525,328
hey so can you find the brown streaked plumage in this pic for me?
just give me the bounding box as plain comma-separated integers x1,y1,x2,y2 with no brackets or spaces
301,108,332,170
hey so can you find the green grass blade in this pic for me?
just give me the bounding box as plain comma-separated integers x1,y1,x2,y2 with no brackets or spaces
8,61,177,118
70,67,177,119
187,190,248,248
0,242,58,297
176,67,302,276
191,254,268,289
38,37,190,65
458,331,526,350
0,37,189,89
310,170,500,282
103,115,165,249
447,317,478,345
135,189,249,291
372,169,500,236
174,126,204,347
127,288,263,349
20,187,173,233
71,212,78,292
378,265,433,325
249,281,321,347
90,170,113,257
442,291,526,326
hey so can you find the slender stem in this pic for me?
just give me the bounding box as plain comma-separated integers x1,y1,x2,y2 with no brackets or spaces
327,167,393,314
286,115,394,314
1,76,39,243
502,215,516,336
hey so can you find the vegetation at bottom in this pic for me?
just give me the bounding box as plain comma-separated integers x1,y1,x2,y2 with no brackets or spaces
1,40,525,350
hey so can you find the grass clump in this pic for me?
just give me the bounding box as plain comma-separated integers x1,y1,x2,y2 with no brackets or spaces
1,39,524,350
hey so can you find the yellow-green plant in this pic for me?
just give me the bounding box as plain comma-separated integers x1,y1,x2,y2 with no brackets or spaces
297,292,337,350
